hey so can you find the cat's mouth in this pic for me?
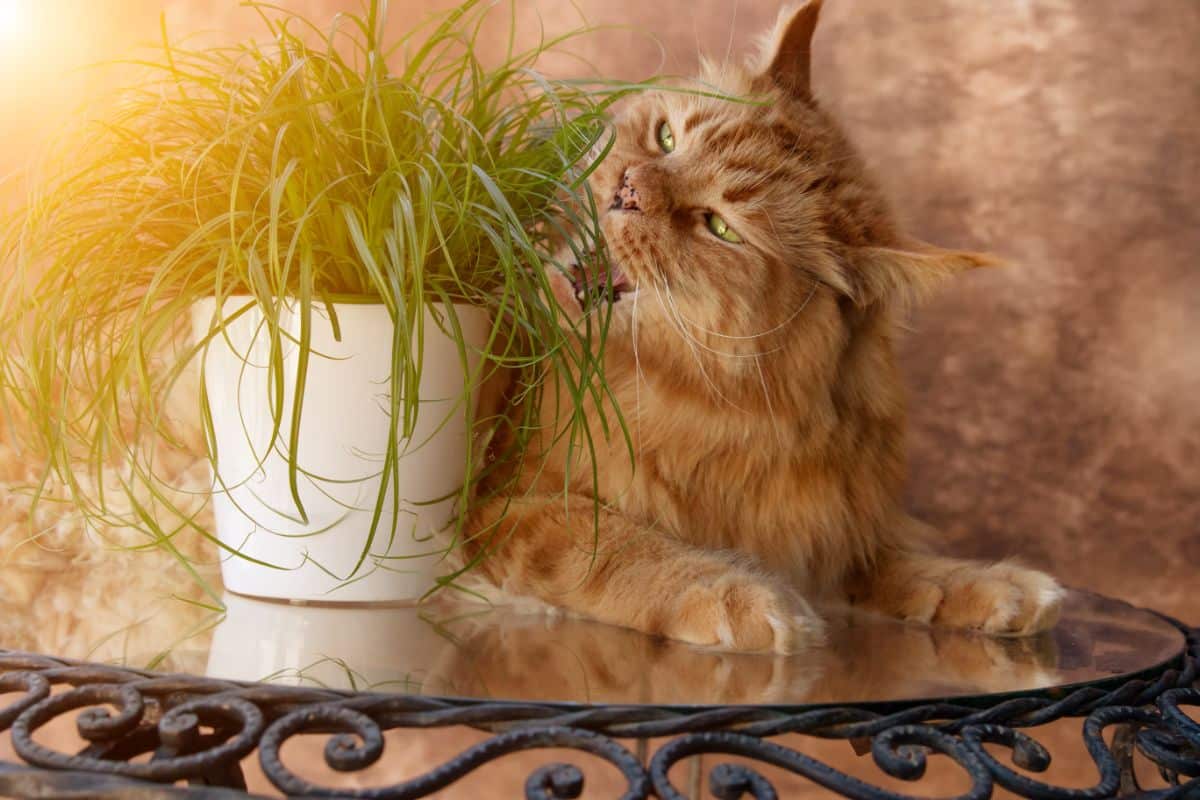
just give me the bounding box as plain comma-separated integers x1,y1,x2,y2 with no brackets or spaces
565,258,636,311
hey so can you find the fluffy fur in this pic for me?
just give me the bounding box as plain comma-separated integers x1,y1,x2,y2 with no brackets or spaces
463,0,1064,652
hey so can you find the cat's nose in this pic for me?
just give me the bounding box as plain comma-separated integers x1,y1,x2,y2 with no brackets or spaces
612,170,640,212
611,164,673,214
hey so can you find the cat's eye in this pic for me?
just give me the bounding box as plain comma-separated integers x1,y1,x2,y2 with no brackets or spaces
656,121,675,153
706,213,742,243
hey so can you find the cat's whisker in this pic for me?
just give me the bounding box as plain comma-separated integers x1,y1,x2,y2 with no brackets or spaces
755,354,787,448
722,1,741,74
650,276,749,412
652,274,792,359
631,284,647,441
664,281,819,343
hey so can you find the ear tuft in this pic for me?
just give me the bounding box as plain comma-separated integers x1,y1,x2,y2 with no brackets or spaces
850,242,1002,307
756,1,825,99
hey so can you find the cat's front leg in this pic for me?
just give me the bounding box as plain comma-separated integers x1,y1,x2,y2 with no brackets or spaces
466,494,824,653
847,548,1065,636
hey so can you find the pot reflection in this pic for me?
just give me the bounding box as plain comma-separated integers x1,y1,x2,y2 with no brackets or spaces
206,592,461,692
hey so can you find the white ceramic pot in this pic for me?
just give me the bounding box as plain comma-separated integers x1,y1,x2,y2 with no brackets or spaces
191,296,490,602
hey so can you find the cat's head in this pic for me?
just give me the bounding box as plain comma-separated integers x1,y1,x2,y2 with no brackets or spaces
569,0,995,372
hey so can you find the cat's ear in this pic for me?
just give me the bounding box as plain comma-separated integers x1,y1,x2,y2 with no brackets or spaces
755,1,824,99
849,240,1002,307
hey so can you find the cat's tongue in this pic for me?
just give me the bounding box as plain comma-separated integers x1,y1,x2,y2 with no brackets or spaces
569,259,633,309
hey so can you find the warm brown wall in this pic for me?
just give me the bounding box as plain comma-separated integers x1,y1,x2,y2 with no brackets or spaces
811,0,1200,621
2,0,1196,620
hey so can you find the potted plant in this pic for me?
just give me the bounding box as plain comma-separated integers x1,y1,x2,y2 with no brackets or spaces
0,0,629,603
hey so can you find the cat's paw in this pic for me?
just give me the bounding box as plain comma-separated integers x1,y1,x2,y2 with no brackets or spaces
919,562,1065,637
666,573,824,654
931,629,1061,692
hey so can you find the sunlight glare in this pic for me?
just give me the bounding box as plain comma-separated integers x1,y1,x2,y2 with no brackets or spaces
0,0,33,46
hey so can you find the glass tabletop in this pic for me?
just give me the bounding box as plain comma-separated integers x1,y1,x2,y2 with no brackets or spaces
42,588,1180,708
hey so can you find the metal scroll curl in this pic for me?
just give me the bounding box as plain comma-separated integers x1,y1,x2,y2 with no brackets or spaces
961,707,1163,800
648,726,994,800
0,671,51,730
1138,687,1200,789
256,706,651,799
10,682,263,783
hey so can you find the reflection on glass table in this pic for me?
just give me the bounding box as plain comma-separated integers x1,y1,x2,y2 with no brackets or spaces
1,575,1195,800
190,590,1180,707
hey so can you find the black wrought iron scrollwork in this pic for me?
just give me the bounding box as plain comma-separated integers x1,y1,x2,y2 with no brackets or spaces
0,614,1196,799
259,713,650,799
649,726,995,800
11,682,264,784
1137,687,1200,793
0,670,50,729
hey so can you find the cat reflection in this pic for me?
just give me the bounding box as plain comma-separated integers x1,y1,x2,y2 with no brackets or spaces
423,606,1060,706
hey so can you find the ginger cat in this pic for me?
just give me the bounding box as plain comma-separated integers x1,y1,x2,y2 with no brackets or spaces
463,0,1063,653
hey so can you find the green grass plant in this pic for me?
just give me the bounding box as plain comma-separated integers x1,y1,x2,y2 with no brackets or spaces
0,0,637,598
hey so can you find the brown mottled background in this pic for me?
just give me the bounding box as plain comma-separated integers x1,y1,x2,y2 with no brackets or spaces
1,0,1197,795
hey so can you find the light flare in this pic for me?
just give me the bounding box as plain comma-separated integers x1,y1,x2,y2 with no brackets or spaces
0,0,33,48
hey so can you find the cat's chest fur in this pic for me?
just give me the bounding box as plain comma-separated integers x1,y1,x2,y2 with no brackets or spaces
530,303,906,591
586,377,883,591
